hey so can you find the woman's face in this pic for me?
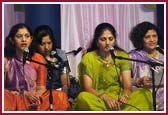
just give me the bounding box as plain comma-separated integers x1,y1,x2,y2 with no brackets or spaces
97,29,115,53
14,27,32,51
38,35,53,56
143,29,158,51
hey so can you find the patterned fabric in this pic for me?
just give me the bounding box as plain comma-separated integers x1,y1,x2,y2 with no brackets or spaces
4,53,71,111
129,50,164,111
72,51,153,111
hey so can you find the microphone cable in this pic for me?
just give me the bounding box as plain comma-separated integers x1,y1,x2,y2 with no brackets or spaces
111,49,141,111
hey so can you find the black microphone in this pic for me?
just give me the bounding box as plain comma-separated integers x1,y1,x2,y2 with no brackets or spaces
23,48,29,65
74,47,82,55
156,45,164,55
50,50,62,62
109,47,115,59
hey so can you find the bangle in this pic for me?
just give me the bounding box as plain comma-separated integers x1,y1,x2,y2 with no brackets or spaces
98,93,105,98
123,94,129,99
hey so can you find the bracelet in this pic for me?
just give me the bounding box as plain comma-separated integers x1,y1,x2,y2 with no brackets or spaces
123,94,129,99
98,93,108,100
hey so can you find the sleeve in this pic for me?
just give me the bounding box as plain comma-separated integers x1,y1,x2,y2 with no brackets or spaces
31,53,47,87
119,52,131,72
129,52,137,78
57,49,71,73
78,53,93,87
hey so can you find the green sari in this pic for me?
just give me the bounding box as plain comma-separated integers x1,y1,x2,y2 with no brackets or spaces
72,51,153,111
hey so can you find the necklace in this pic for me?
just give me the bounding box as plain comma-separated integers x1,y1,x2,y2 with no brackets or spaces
143,50,159,59
101,57,113,68
96,50,113,68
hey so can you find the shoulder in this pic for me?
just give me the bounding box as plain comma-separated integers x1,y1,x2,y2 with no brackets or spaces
117,50,129,57
32,53,46,62
82,51,95,58
56,48,66,54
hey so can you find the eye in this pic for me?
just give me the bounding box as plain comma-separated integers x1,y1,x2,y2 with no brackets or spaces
108,37,114,41
99,37,106,41
15,34,23,38
25,34,31,38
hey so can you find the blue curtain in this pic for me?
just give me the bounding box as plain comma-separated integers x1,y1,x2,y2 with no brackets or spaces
25,4,61,48
157,4,164,49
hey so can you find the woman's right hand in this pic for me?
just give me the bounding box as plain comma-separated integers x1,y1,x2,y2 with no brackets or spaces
140,76,152,87
99,94,120,110
24,91,41,106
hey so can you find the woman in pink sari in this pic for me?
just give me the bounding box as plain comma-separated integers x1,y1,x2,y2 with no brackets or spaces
4,23,70,111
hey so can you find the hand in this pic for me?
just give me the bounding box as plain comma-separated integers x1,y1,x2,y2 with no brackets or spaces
24,91,41,106
99,94,120,110
62,85,68,94
140,76,152,87
118,94,129,106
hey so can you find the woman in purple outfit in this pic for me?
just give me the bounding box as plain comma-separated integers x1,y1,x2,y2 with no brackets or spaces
129,21,164,111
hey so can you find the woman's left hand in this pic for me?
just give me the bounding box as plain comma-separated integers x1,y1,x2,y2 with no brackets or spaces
62,85,68,94
119,94,129,106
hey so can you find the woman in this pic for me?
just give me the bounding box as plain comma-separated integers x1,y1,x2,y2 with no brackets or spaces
4,23,70,111
72,22,153,111
33,25,70,93
129,21,164,111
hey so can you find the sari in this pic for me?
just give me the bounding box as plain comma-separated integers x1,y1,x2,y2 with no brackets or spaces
129,50,164,111
72,51,153,111
4,53,71,111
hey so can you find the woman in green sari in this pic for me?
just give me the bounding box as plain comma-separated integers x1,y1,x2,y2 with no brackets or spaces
72,23,153,111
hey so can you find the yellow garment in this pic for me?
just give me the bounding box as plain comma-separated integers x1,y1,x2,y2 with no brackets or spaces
72,51,153,111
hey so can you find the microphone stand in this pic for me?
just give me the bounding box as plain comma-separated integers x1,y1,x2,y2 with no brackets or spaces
26,58,60,111
114,55,164,111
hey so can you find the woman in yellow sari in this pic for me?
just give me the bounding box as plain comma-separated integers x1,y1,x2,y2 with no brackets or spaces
72,23,153,111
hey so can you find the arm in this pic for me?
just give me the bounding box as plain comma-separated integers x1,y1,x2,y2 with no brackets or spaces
83,74,120,110
118,70,132,106
83,74,101,96
61,73,70,93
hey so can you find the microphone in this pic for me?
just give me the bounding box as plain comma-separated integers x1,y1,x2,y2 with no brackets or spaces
23,48,29,65
108,47,115,59
50,50,62,62
74,47,83,55
156,45,164,55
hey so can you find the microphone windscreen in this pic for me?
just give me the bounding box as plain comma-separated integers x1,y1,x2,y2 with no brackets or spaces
51,50,56,56
74,47,83,55
23,48,29,53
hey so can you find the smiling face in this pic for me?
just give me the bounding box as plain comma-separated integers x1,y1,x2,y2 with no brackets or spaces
97,29,116,53
14,27,32,51
143,29,158,52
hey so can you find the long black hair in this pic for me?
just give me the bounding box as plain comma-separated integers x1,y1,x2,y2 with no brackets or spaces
33,25,56,52
4,23,34,58
87,22,123,52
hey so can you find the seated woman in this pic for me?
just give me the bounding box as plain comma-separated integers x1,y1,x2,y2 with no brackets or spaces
129,21,164,111
33,25,71,93
72,22,153,111
4,23,71,111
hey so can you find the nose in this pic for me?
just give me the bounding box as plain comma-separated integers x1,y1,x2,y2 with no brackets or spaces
44,44,50,50
105,39,110,45
21,36,27,41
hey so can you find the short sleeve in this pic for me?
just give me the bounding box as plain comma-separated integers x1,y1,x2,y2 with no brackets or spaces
118,51,131,72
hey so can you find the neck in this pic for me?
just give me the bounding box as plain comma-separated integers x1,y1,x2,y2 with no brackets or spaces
98,50,111,60
143,48,156,54
16,50,23,59
142,49,159,59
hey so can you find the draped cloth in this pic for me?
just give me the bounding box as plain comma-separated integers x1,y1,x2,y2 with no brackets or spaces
129,50,164,111
72,51,153,111
4,53,71,111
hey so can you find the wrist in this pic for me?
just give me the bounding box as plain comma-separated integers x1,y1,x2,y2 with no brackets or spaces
122,94,129,99
98,93,107,100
